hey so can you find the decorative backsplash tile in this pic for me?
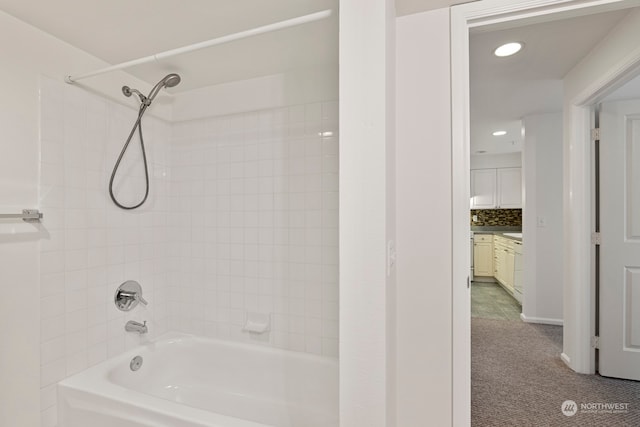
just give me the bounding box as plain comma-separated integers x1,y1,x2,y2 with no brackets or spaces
471,209,522,226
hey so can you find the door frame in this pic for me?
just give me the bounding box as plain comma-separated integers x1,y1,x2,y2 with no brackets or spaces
451,0,640,424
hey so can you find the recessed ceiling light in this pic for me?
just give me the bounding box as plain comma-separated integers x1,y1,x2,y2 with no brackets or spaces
494,42,523,57
492,130,507,136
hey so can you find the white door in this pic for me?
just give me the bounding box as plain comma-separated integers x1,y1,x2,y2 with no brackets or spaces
599,99,640,381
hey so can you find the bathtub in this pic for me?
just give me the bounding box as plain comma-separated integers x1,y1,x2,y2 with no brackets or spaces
58,333,338,427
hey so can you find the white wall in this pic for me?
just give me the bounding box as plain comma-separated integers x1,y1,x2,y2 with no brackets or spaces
470,152,521,169
172,65,338,121
339,0,396,425
167,98,339,356
562,7,640,372
396,8,452,427
0,10,163,427
522,112,563,325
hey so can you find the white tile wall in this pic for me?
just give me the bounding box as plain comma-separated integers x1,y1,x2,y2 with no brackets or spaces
38,77,171,426
39,77,339,426
167,102,339,356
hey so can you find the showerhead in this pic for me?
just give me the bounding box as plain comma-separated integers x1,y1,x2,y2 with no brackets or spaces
122,86,148,103
162,73,181,88
147,73,181,103
121,73,181,107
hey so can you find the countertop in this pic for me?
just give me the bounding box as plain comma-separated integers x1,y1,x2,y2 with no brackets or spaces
471,226,521,233
472,229,523,242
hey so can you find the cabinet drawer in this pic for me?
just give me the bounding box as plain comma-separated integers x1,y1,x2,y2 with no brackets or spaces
474,234,493,242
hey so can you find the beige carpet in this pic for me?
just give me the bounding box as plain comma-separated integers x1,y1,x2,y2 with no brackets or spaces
471,318,640,426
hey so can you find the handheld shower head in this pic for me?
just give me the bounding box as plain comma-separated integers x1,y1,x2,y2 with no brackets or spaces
121,74,181,106
147,73,181,102
162,73,181,88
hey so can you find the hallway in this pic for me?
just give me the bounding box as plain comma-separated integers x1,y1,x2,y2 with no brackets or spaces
471,285,640,426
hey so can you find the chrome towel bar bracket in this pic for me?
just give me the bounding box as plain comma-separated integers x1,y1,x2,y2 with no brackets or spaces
0,209,43,223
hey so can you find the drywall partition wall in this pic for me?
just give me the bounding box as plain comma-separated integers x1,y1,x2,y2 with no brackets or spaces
0,9,166,427
38,77,172,426
166,99,339,356
396,7,452,427
562,7,640,373
340,0,396,425
470,152,522,169
522,112,563,325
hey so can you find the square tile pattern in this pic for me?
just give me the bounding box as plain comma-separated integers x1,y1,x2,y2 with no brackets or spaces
38,77,339,426
471,281,521,321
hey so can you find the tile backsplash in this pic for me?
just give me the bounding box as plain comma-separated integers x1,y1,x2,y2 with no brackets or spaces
470,209,522,226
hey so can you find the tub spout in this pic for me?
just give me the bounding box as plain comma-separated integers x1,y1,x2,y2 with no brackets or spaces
125,320,147,334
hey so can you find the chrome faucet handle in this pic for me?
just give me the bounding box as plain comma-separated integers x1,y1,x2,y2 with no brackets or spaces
118,290,147,306
121,291,147,306
115,281,148,311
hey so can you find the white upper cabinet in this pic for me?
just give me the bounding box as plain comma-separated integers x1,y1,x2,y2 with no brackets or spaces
471,167,522,209
496,167,522,209
470,169,497,209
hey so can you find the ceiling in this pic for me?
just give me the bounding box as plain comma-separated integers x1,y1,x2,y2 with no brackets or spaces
0,0,338,93
1,0,637,152
395,0,478,16
470,9,630,155
605,72,640,102
0,0,474,93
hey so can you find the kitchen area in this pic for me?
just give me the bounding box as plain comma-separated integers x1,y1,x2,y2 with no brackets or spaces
468,19,566,326
470,156,524,321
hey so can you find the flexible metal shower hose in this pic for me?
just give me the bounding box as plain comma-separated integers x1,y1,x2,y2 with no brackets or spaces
108,103,151,210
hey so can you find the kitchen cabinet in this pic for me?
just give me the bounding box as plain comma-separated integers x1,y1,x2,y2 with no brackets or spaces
470,167,522,209
470,169,497,209
497,168,522,209
473,234,493,277
493,235,515,292
513,241,523,303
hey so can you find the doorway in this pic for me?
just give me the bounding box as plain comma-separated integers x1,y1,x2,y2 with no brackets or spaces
452,0,640,423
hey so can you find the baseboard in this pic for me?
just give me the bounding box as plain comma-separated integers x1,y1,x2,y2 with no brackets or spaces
560,352,571,367
520,313,564,326
471,277,496,283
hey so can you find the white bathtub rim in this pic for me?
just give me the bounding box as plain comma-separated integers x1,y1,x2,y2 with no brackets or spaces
58,332,338,427
61,331,338,386
60,384,268,427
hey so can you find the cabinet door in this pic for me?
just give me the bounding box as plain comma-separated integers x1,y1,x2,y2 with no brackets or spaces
505,250,515,290
473,241,493,276
497,167,522,208
471,169,497,209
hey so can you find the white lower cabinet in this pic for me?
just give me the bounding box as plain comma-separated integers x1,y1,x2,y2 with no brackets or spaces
513,241,523,303
473,234,493,276
474,233,522,301
493,235,516,293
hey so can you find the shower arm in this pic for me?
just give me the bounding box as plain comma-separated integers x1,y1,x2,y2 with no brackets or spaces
64,9,332,84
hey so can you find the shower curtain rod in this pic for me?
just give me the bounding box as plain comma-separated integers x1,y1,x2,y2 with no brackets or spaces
65,9,332,84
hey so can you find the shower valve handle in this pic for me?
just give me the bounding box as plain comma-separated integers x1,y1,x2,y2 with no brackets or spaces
120,291,148,306
115,280,148,311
